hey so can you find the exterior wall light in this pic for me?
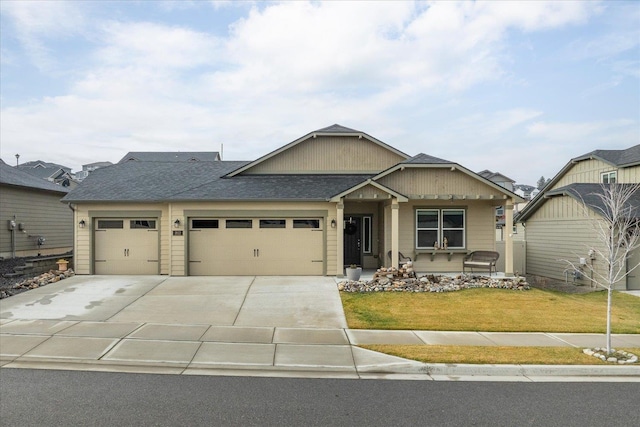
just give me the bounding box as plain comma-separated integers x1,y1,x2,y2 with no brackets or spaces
174,219,181,228
331,219,336,228
79,220,86,228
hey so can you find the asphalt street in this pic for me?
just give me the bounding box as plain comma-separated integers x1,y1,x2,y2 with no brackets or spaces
1,369,639,426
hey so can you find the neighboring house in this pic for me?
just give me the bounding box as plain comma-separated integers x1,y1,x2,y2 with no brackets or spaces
518,145,640,290
75,161,113,181
118,152,221,163
16,160,78,189
62,125,523,276
0,159,72,258
478,170,519,240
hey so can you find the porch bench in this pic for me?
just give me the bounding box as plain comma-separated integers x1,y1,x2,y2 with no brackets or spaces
463,251,499,276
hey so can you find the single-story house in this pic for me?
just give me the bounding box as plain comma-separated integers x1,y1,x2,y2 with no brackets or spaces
0,159,72,258
62,125,523,276
518,145,640,290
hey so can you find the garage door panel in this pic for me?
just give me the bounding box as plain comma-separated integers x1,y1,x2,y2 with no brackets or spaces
189,217,324,276
94,219,159,275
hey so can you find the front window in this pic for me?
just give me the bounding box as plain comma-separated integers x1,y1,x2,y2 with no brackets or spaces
416,209,465,249
601,171,617,184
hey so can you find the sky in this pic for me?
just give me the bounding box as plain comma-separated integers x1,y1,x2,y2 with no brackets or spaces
1,0,638,186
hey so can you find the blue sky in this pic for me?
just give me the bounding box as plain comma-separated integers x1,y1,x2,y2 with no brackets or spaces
1,0,638,186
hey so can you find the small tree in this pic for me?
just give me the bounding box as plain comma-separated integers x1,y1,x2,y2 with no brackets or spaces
564,183,640,354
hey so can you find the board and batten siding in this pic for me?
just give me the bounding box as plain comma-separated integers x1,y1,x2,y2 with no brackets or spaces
552,160,639,189
524,196,627,289
378,168,506,199
0,185,72,258
243,136,406,174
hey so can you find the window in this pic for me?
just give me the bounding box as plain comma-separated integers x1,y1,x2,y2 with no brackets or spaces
416,209,465,249
130,220,156,229
192,219,219,229
363,216,372,254
226,219,252,229
293,219,320,229
97,220,123,229
260,219,286,228
601,171,617,184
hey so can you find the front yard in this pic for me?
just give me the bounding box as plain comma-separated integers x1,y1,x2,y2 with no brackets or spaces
341,288,640,333
341,287,640,364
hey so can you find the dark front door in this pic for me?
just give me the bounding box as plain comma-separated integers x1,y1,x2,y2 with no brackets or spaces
343,216,362,267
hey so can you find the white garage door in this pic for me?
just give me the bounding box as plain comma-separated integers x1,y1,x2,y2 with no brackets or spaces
94,219,159,274
188,218,324,275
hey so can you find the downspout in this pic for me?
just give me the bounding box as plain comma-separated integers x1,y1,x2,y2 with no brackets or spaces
11,215,16,259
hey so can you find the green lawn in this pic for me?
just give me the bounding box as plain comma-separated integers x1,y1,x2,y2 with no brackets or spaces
340,288,640,333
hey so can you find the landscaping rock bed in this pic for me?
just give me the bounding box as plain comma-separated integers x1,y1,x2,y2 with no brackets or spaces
583,348,638,364
338,272,530,293
0,269,75,299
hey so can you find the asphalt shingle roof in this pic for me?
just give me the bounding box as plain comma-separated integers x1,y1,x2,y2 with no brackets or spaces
62,161,371,202
118,152,221,163
548,183,640,219
577,145,640,167
402,153,452,164
0,160,69,193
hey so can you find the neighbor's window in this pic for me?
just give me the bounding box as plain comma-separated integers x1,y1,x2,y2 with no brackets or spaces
363,216,372,254
416,209,465,249
601,171,617,184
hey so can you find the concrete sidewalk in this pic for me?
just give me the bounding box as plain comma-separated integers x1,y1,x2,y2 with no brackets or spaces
1,320,639,381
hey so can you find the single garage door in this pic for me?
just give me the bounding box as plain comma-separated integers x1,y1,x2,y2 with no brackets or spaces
189,218,323,275
94,219,159,274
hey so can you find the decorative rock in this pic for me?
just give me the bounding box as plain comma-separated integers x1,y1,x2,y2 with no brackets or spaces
1,269,75,299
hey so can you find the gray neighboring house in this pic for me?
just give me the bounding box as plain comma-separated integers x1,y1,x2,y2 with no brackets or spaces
0,159,72,258
518,145,640,290
118,152,221,163
75,161,113,182
17,160,78,189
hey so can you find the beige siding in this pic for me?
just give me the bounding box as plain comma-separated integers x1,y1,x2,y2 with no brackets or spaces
551,160,639,188
0,185,72,258
344,185,393,200
396,201,496,272
378,169,505,199
524,196,628,289
619,165,640,183
244,136,406,174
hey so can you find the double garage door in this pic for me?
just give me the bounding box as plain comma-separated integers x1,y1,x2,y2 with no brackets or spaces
189,218,324,275
94,218,159,274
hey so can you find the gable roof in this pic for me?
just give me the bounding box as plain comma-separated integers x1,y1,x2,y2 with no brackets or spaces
119,152,221,163
402,153,452,164
0,159,69,193
518,144,639,222
572,145,640,168
62,160,370,203
477,170,515,183
225,124,410,177
542,183,640,220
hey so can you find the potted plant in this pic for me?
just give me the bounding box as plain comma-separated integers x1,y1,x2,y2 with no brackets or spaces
346,264,362,281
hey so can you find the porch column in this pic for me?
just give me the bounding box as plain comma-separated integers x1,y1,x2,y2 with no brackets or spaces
391,198,399,269
504,200,514,276
336,201,344,276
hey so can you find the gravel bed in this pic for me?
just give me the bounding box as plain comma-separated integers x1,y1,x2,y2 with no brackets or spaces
339,273,530,292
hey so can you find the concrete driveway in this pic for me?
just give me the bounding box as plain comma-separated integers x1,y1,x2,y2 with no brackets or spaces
0,275,347,328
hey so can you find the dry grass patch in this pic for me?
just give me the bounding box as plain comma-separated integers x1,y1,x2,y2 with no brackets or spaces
362,345,640,365
341,288,640,333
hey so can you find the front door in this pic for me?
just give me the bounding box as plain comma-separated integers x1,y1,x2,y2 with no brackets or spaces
343,216,362,267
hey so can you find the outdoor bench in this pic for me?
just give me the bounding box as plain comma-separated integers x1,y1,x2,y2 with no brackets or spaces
462,251,499,276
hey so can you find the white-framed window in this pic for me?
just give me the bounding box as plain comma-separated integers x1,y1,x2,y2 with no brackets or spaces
416,209,466,249
601,171,617,184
